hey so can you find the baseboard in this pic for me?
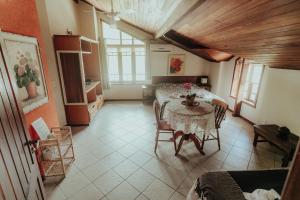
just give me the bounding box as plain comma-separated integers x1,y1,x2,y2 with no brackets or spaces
227,108,255,125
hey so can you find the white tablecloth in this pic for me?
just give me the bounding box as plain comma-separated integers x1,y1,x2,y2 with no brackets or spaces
165,99,215,136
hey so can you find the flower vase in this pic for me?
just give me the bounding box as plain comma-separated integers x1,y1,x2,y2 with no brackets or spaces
26,81,38,99
186,95,195,106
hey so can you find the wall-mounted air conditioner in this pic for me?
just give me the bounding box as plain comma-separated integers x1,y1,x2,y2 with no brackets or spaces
150,44,173,52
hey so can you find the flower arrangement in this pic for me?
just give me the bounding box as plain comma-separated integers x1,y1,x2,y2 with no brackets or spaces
183,83,196,106
169,58,183,73
183,82,192,94
14,51,40,98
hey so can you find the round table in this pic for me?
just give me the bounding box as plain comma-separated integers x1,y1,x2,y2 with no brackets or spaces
165,99,215,155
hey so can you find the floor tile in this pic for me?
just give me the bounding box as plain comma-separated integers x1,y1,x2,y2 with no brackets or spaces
58,172,91,198
127,168,155,192
82,160,112,181
143,179,174,200
106,181,139,200
170,192,185,200
46,101,265,200
113,159,139,179
136,194,149,200
67,184,104,200
129,151,153,166
118,144,139,157
93,170,124,194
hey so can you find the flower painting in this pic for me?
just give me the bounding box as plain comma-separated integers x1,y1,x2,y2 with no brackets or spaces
0,32,48,113
168,54,185,75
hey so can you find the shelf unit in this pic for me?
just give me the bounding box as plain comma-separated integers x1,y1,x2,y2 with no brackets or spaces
54,35,104,125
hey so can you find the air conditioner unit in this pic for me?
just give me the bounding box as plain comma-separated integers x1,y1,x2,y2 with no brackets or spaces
150,44,173,52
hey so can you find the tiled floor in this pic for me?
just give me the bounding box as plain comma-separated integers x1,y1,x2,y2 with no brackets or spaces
45,101,284,200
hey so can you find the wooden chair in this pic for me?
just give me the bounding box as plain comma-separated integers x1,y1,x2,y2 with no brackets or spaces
202,99,228,150
153,100,177,153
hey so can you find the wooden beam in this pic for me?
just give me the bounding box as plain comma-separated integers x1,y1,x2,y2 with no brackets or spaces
161,35,218,62
155,0,205,39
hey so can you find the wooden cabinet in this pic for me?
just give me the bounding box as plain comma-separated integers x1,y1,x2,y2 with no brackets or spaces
54,35,104,125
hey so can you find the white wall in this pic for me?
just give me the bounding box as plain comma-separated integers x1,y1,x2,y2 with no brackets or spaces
210,60,300,136
36,0,97,124
35,0,74,125
104,44,211,100
209,59,236,109
77,1,98,40
45,0,80,35
150,45,210,77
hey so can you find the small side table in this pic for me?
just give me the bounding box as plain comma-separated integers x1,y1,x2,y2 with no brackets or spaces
142,84,156,104
253,124,298,167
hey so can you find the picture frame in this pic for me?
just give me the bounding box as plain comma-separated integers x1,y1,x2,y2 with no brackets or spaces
199,76,209,85
168,54,185,75
0,32,48,113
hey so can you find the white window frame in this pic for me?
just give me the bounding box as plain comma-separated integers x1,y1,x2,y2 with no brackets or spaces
106,44,146,84
242,63,264,107
102,23,147,84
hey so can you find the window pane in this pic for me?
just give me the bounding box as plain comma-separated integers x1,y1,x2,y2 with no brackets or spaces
135,48,145,81
102,22,120,45
102,21,147,83
243,63,264,103
121,32,132,45
251,64,263,83
121,48,132,81
107,48,119,81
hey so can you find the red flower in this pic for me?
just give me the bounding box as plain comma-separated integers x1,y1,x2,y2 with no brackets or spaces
170,58,183,69
183,83,192,90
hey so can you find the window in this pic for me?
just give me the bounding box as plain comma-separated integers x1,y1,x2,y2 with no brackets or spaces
243,63,264,105
102,22,146,83
230,58,244,98
230,58,264,107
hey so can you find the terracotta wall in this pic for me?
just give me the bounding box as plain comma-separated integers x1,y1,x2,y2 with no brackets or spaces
0,0,59,128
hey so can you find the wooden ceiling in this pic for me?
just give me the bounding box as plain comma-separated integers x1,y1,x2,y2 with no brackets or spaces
163,30,233,62
173,0,300,69
88,0,182,33
81,0,300,69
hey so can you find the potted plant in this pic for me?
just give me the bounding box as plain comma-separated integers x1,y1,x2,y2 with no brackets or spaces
183,83,196,106
14,53,40,99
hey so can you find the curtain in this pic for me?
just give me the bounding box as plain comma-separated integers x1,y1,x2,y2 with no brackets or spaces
99,37,110,89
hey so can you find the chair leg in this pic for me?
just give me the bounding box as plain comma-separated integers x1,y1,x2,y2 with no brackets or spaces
201,133,206,150
154,129,159,153
175,134,186,155
216,129,221,150
172,131,177,153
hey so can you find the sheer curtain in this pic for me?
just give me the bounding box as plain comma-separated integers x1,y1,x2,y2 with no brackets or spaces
98,24,111,89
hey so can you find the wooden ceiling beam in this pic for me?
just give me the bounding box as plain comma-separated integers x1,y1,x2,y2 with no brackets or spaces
155,0,204,39
161,35,217,62
162,30,234,62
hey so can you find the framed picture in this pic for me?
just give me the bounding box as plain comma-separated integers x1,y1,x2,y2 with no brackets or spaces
199,76,209,85
168,54,185,75
0,32,48,113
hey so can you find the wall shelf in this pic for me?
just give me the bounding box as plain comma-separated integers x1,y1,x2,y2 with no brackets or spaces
85,81,100,93
54,35,103,125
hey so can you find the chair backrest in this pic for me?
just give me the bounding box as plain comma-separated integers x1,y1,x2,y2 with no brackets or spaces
212,99,228,129
153,99,161,124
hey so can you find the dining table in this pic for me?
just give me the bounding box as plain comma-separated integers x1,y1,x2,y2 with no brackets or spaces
165,98,215,155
